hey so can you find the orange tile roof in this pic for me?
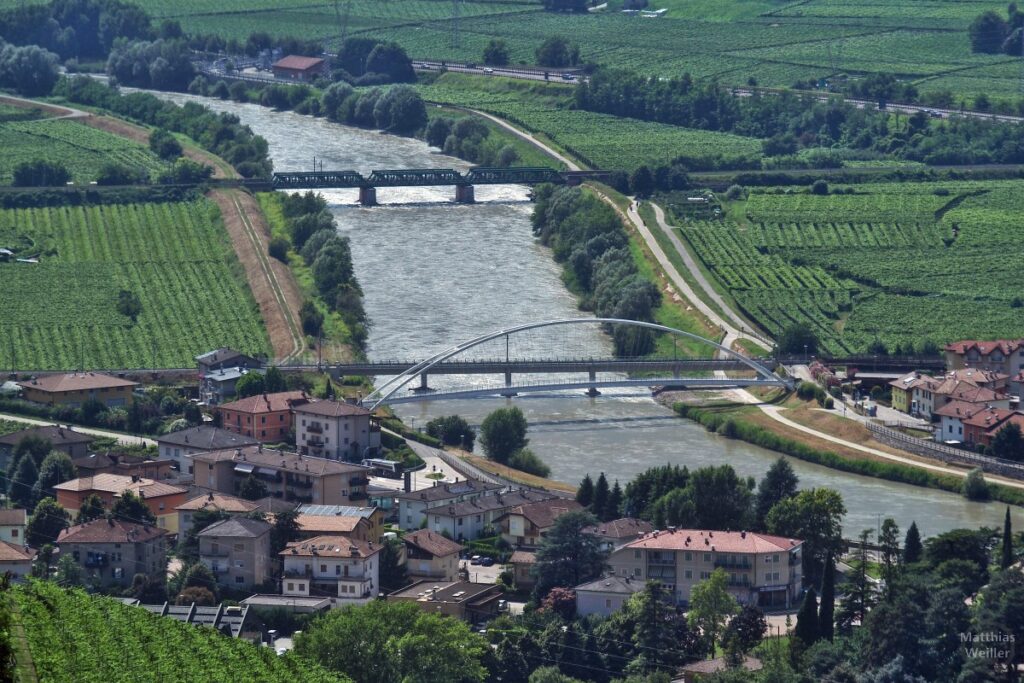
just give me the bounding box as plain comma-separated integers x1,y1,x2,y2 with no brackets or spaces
963,408,1018,430
584,517,654,539
18,372,138,393
54,473,185,499
175,492,260,513
624,529,801,554
281,535,380,558
273,56,325,71
403,529,463,558
986,413,1024,437
218,391,309,415
0,540,34,562
295,400,372,418
296,514,365,534
933,380,1000,403
933,400,987,419
945,339,1024,356
57,518,167,544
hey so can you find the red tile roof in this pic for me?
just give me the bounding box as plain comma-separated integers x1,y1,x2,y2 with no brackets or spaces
986,413,1024,437
296,514,366,534
403,529,463,558
218,391,309,414
500,498,583,530
509,550,536,565
0,509,27,526
281,535,380,558
57,518,167,544
175,492,260,513
947,368,1009,386
18,372,138,393
962,408,1017,430
945,339,1024,356
272,56,325,71
583,517,654,539
933,400,987,419
0,540,34,562
54,473,185,499
624,529,801,554
294,400,372,418
933,380,1000,403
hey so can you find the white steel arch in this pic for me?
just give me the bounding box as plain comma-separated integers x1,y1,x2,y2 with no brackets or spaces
360,317,782,409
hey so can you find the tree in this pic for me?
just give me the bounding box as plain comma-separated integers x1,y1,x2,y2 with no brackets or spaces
777,324,818,356
990,423,1024,461
0,43,60,96
688,568,739,658
535,36,578,68
12,436,53,469
364,42,415,82
26,497,68,547
111,489,156,525
903,521,923,564
1002,506,1014,569
755,457,798,529
817,554,836,643
379,538,408,593
970,10,1009,53
483,39,510,66
508,448,551,477
264,366,287,393
593,473,610,520
238,474,268,501
299,300,324,337
925,528,992,583
271,507,301,555
835,529,876,633
373,85,427,134
532,510,607,599
973,569,1024,676
55,554,82,586
33,451,75,497
127,573,168,604
294,601,489,683
8,454,38,509
961,468,990,501
878,517,901,594
234,372,265,398
528,667,584,683
576,473,594,508
96,162,146,186
722,604,767,663
792,587,819,650
608,481,623,521
627,580,700,671
76,493,106,524
182,561,218,597
175,585,215,606
177,508,228,565
766,488,846,585
629,165,654,198
12,160,70,187
810,179,829,195
538,586,577,620
479,406,529,464
148,128,182,160
425,415,475,450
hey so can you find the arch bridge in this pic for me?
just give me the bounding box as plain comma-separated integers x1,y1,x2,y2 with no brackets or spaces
358,318,791,409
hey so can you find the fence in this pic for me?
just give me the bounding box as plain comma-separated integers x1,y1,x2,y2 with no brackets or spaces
867,423,1024,480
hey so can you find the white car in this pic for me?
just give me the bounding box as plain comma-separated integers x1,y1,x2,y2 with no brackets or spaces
483,67,494,74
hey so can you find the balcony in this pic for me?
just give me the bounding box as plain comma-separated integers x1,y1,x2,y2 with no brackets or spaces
714,559,752,570
306,436,324,447
284,567,313,578
349,476,370,487
348,491,367,501
84,553,108,568
287,477,313,489
307,424,323,434
727,577,752,587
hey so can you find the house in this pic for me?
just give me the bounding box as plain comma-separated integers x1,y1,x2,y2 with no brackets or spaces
294,400,381,461
396,478,502,531
933,401,987,444
176,492,262,535
217,391,310,442
296,514,373,542
0,509,27,545
196,348,262,404
272,55,327,82
70,453,176,481
281,535,381,603
17,372,138,408
608,529,804,609
56,518,167,587
946,368,1010,394
495,497,584,548
387,580,502,622
54,473,188,533
0,540,35,580
241,594,333,615
198,517,273,590
403,529,464,582
962,407,1018,447
888,372,941,417
191,445,372,506
157,425,259,475
575,575,643,617
677,656,762,682
945,339,1024,376
932,379,1010,418
583,517,654,552
0,425,94,469
984,413,1024,449
132,601,260,639
297,504,385,543
425,490,559,543
508,550,536,590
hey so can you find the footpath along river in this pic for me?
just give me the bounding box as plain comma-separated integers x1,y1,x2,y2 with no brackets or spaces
152,91,1021,536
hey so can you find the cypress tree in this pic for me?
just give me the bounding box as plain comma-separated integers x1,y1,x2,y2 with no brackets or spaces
607,480,623,520
818,555,835,641
1001,506,1014,569
576,474,594,508
593,473,610,520
793,586,819,647
903,521,923,564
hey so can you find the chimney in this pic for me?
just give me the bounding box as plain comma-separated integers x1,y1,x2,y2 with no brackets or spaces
131,474,140,483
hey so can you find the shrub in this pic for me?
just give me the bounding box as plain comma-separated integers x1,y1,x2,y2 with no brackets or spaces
724,184,745,200
268,236,289,262
810,179,829,195
962,468,991,501
507,448,551,478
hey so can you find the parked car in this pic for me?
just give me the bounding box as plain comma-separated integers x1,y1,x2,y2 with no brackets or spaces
483,67,494,73
470,555,482,565
480,557,495,567
498,599,508,612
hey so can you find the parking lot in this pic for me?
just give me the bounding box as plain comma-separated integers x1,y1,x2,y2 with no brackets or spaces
460,557,504,584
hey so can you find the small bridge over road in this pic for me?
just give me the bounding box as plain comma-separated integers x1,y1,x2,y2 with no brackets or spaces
270,167,611,204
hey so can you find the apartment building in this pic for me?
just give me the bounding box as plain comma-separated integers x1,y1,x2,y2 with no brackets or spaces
198,518,273,590
396,478,502,531
294,400,381,461
156,425,258,475
280,536,381,603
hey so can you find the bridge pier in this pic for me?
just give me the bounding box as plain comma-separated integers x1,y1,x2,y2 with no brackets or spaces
586,370,601,397
411,372,434,394
358,186,377,206
500,371,517,398
455,184,475,203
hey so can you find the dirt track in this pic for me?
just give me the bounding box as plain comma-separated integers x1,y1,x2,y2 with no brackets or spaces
211,189,305,361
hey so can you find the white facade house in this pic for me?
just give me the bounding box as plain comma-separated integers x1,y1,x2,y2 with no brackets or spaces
294,400,381,461
396,479,502,531
0,509,27,545
575,575,644,618
156,426,258,475
281,536,380,603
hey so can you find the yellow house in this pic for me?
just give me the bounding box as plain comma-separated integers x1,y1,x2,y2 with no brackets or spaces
18,373,138,408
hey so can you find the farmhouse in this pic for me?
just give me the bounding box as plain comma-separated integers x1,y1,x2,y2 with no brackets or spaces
272,55,327,82
17,372,138,408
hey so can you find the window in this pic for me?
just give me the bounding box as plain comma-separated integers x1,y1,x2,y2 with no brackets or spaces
298,583,305,591
10,529,17,538
773,554,780,563
605,599,612,608
321,564,327,573
261,416,266,424
684,551,691,561
704,553,711,562
475,515,482,523
261,430,266,437
344,565,349,577
458,518,464,526
158,503,164,511
234,543,244,551
235,576,244,584
633,567,642,577
634,550,641,559
280,414,284,422
345,423,349,431
684,569,692,579
336,565,341,575
235,560,244,568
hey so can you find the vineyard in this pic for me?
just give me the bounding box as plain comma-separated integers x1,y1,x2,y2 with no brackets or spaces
675,180,1024,353
8,580,347,683
416,74,764,171
0,199,270,370
0,119,168,184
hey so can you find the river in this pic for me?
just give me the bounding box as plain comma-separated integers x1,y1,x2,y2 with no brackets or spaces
150,91,1021,537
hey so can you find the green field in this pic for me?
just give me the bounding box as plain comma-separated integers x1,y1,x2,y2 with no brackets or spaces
9,580,344,683
416,73,764,170
0,119,168,184
673,179,1024,354
0,198,270,370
